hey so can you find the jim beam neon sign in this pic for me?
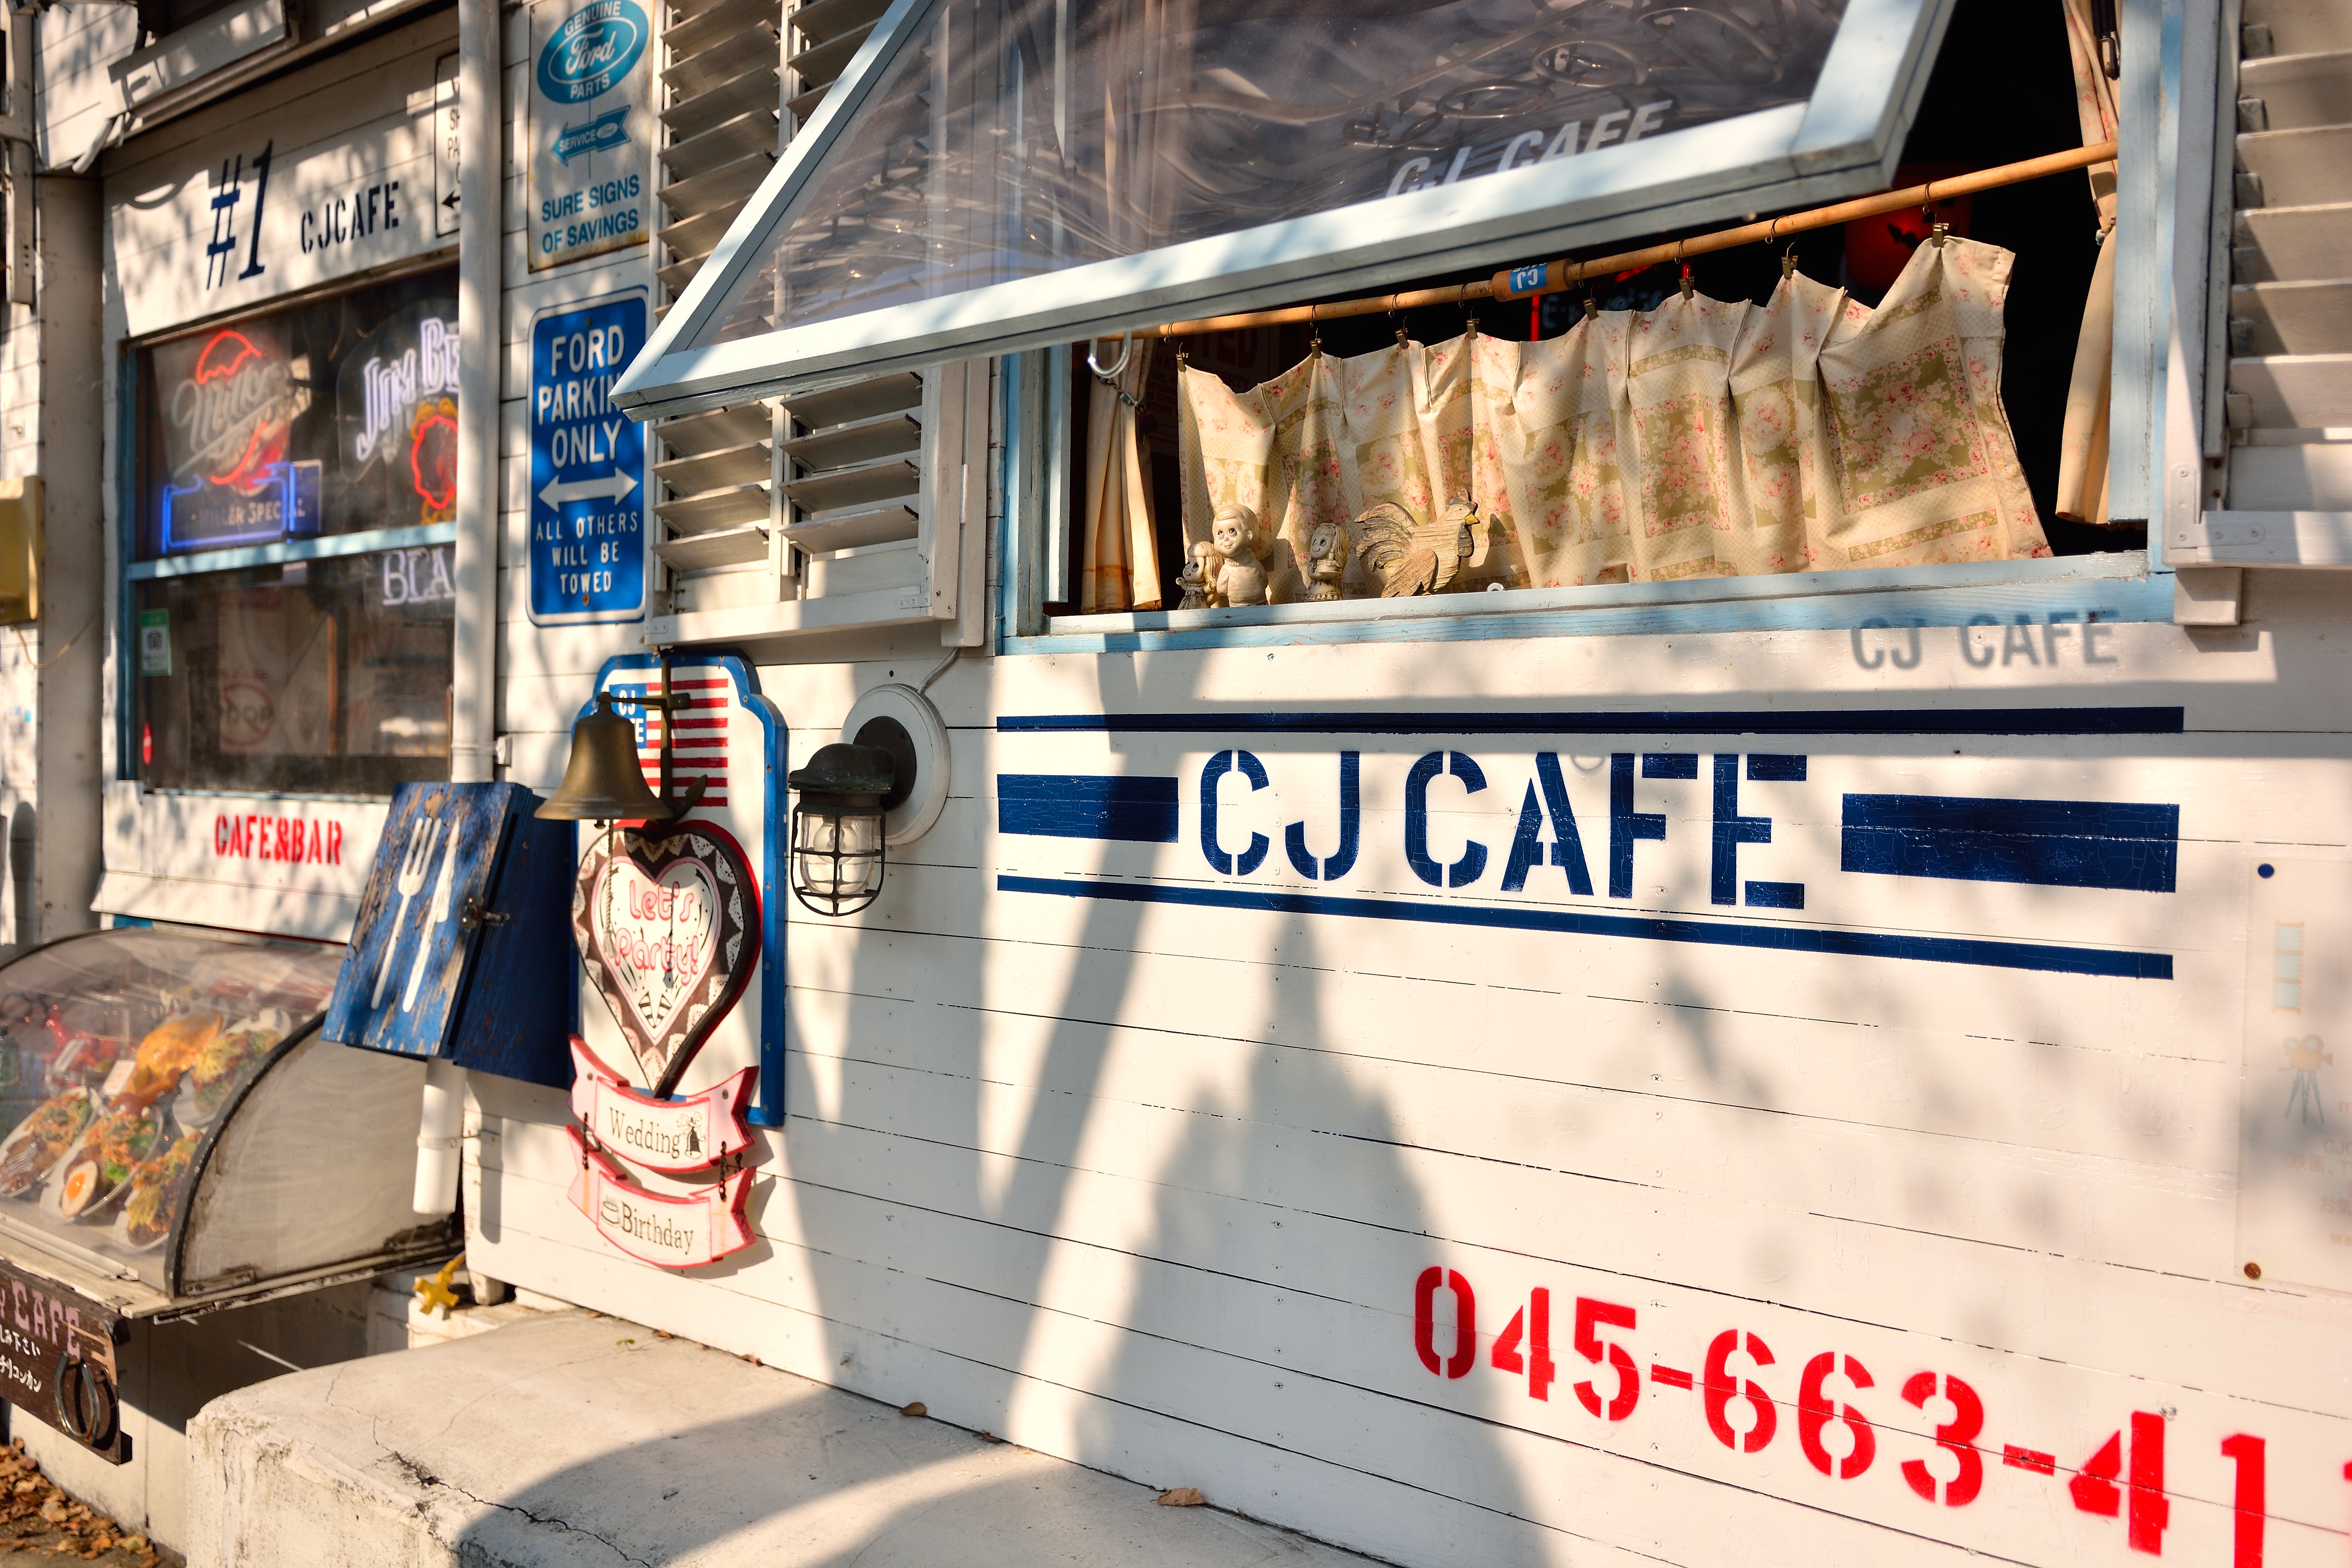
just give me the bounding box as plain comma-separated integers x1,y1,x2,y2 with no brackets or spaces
566,820,762,1270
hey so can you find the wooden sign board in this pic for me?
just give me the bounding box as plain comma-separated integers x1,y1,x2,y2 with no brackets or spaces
0,1258,127,1464
564,1126,751,1270
574,657,784,1121
105,16,454,339
568,1036,752,1174
573,820,756,1097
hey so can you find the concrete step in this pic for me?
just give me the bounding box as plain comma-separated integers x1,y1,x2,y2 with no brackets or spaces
186,1310,1381,1568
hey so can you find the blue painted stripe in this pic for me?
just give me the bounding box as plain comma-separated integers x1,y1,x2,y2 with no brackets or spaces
1745,880,1805,909
997,707,2184,737
1841,795,2180,893
997,875,2171,980
998,775,1179,842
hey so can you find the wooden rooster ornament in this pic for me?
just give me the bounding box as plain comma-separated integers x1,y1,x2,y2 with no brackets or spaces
1353,498,1479,597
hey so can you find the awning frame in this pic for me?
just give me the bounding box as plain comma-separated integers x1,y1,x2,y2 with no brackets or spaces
616,0,1960,420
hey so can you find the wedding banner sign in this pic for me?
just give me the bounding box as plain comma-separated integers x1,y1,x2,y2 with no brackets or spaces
573,820,757,1096
568,1036,753,1174
565,1126,753,1270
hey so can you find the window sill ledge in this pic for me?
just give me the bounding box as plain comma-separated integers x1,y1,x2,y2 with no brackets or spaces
1023,552,2161,653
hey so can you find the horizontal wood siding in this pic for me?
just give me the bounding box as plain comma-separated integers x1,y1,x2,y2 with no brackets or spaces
474,599,2352,1568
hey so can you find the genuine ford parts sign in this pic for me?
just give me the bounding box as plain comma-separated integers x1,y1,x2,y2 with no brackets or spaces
527,0,651,270
535,0,647,103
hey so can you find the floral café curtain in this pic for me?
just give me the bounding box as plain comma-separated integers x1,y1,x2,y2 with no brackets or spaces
1169,234,2051,606
2056,0,2122,527
1080,338,1161,612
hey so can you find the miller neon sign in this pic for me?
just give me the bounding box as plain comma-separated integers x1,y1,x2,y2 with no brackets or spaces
159,329,319,554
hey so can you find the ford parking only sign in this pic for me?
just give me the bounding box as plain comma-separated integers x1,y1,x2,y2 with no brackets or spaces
529,293,648,625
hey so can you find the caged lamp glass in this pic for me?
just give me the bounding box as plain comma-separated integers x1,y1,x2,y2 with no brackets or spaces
786,741,898,916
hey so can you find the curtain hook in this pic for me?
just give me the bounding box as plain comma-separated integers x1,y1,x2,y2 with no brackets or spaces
1781,245,1798,280
1085,336,1134,384
1930,220,1948,249
1679,263,1694,301
1583,294,1597,321
1174,339,1189,371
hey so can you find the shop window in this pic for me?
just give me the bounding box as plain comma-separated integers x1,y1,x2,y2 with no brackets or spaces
128,269,459,796
1040,0,2143,624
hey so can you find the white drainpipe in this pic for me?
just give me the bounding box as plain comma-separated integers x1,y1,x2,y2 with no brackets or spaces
417,0,499,1219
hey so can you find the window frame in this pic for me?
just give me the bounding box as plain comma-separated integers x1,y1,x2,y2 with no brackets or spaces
990,0,2190,656
116,263,465,794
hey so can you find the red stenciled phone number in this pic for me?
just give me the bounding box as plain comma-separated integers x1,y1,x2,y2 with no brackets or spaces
1414,1269,2282,1563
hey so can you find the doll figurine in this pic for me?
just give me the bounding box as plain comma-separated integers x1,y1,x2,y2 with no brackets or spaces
1305,518,1346,600
1177,540,1223,610
1211,505,1270,608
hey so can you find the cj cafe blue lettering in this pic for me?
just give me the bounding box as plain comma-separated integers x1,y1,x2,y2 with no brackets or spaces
1199,748,1815,908
300,181,401,254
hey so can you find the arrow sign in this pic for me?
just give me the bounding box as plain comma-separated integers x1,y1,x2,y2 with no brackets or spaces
555,107,633,164
537,470,638,508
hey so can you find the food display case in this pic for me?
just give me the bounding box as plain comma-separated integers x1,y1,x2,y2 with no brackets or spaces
0,926,451,1461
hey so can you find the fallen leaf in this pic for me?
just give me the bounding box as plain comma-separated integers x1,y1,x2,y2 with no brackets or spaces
655,1330,672,1339
898,1402,926,1418
1157,1487,1205,1507
119,1539,146,1555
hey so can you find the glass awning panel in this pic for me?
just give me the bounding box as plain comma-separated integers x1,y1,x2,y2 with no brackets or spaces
619,0,1952,416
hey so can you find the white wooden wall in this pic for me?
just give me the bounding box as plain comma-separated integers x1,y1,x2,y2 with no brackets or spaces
471,567,2352,1568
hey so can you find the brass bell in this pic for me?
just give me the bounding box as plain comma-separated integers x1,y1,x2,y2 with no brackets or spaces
534,692,671,821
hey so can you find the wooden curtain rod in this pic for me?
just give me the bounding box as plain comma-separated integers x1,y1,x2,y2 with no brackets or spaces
1121,140,2118,342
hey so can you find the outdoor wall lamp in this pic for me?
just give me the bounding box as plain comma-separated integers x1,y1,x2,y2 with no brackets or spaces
786,740,897,916
786,682,953,917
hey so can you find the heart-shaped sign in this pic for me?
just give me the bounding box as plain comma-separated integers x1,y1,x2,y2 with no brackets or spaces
573,822,758,1096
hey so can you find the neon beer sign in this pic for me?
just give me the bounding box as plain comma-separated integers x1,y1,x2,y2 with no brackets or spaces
159,329,320,553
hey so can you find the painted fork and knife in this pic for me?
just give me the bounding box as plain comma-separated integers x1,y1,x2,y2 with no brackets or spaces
369,811,461,1014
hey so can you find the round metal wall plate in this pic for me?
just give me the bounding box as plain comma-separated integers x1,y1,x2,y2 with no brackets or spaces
840,683,949,845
